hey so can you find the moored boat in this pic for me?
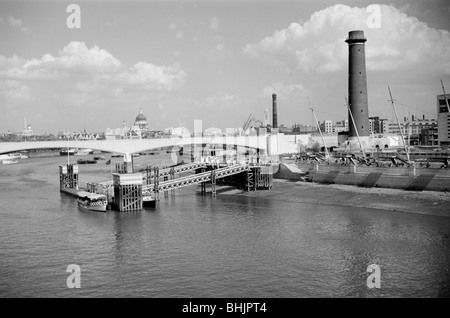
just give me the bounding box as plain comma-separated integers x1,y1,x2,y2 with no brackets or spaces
93,155,106,160
77,191,107,212
143,190,156,207
60,149,77,156
77,159,97,164
2,158,19,164
0,153,21,164
75,148,94,155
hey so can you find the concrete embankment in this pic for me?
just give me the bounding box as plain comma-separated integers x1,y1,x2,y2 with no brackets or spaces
290,161,450,192
273,162,308,181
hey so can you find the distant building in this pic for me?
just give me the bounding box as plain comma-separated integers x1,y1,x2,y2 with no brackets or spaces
105,121,131,140
134,107,149,132
319,120,348,134
369,117,387,134
58,129,99,140
420,125,439,146
21,118,33,137
385,115,437,146
105,108,150,140
203,127,223,137
324,120,333,134
437,94,450,146
164,127,191,138
334,120,348,133
291,124,318,134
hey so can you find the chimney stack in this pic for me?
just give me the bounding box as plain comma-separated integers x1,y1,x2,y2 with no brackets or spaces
272,93,278,129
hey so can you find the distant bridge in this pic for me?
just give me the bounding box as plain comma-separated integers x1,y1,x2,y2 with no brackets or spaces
0,135,280,160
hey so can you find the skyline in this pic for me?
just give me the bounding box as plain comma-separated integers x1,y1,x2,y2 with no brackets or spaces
1,0,450,134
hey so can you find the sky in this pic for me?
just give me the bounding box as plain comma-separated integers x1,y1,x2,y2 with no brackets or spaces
1,0,450,134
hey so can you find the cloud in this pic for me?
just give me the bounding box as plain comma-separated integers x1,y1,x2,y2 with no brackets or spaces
210,16,219,31
205,43,233,61
262,82,306,98
243,4,450,75
108,62,186,91
0,16,27,32
0,42,122,80
0,42,187,114
0,42,186,90
206,92,234,104
0,79,30,104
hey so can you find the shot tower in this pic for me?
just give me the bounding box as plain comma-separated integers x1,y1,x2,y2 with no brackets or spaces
345,30,370,146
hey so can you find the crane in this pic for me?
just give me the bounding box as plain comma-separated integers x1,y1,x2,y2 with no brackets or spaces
242,114,264,135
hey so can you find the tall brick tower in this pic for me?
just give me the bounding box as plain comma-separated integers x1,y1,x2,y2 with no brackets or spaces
345,30,370,146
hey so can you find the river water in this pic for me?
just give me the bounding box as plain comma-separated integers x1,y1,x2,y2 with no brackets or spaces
0,152,449,298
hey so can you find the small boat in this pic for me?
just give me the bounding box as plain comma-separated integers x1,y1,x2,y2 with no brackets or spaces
75,148,94,156
77,191,107,212
60,149,77,156
111,154,122,158
2,158,19,164
143,190,156,208
77,159,97,164
93,156,106,160
0,153,21,164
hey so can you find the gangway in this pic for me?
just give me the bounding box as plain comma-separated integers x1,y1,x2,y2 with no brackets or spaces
143,164,250,192
138,162,208,181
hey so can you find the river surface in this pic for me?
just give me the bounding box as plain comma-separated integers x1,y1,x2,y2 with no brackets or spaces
0,152,449,297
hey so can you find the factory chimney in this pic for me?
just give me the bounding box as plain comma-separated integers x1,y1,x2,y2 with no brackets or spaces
272,93,278,129
345,30,370,143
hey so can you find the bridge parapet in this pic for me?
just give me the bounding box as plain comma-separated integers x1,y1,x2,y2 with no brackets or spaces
0,135,274,156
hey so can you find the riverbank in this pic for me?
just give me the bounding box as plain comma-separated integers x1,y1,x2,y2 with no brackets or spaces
237,179,450,218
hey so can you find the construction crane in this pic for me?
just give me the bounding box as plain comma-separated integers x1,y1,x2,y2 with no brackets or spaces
242,114,264,135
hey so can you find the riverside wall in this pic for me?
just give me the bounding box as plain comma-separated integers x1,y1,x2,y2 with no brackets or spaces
280,161,450,192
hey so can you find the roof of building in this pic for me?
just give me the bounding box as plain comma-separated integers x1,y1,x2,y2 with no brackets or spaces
135,108,147,123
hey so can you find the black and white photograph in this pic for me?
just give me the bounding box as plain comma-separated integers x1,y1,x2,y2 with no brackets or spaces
0,0,449,302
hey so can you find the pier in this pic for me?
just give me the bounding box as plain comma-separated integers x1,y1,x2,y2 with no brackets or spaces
59,160,275,212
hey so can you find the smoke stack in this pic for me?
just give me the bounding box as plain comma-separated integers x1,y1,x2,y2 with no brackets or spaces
412,114,415,121
423,114,425,120
345,30,369,139
272,93,278,129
